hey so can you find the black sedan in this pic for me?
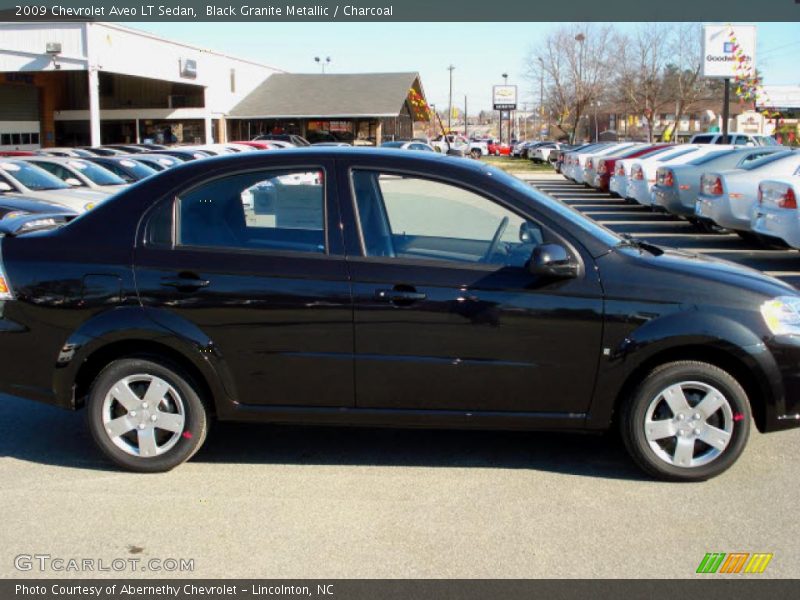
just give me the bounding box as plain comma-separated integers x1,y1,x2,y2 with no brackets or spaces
83,156,158,183
0,148,798,479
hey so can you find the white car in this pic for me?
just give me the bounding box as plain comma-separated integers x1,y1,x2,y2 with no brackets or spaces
22,156,129,195
626,145,732,206
695,151,800,235
689,132,779,147
574,143,638,185
751,176,800,248
381,141,436,152
0,159,108,213
562,143,613,181
652,147,786,218
530,142,563,163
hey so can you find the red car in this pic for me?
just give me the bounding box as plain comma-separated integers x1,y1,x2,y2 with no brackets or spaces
484,139,511,156
0,150,35,157
594,144,672,192
229,140,277,150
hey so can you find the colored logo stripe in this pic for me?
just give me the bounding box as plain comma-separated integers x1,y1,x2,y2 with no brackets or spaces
697,553,726,574
744,553,773,574
720,553,749,573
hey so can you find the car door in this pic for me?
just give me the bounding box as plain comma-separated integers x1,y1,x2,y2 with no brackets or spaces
133,161,354,408
339,164,604,414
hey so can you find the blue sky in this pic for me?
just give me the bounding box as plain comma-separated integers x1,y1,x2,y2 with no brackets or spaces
130,22,800,112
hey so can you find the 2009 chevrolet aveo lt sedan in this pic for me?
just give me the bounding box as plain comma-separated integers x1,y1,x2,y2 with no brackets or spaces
1,149,799,480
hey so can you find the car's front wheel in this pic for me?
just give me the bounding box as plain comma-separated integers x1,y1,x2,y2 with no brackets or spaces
620,361,751,481
87,358,209,472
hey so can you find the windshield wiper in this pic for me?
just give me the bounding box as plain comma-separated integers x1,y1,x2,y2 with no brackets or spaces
616,233,663,255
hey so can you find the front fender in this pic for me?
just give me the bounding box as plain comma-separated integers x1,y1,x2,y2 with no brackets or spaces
586,309,779,429
53,306,236,409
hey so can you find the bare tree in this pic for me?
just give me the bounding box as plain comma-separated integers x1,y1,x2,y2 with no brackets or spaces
614,24,673,142
660,24,704,141
525,24,614,143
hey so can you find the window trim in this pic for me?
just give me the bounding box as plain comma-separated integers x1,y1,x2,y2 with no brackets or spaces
346,165,566,270
141,164,331,258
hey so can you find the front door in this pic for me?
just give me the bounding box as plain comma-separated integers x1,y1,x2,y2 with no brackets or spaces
134,162,354,407
343,168,603,414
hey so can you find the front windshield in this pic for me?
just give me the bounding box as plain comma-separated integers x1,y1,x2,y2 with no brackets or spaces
114,159,157,180
66,160,127,186
757,136,779,147
0,160,70,190
488,166,622,249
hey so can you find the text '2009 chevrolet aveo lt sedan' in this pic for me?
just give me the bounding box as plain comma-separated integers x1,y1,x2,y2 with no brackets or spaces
0,148,799,481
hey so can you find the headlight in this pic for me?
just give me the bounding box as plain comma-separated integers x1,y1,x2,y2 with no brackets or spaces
83,203,96,211
761,296,800,335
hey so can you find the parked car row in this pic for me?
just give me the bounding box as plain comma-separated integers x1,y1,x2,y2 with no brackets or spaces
559,141,800,251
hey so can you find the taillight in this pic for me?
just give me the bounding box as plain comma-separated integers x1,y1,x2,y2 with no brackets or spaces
586,159,593,170
702,174,723,196
598,160,607,175
758,186,764,205
616,164,626,177
657,169,674,187
632,165,644,180
783,187,798,209
0,243,13,300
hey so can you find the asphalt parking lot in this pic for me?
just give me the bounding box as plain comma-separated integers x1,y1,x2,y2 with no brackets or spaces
1,173,799,580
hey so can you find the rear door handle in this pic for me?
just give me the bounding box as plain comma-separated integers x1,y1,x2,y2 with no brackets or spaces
375,289,427,303
160,275,210,291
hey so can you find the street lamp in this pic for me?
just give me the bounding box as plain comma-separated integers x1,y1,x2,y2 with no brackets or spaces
500,72,509,144
447,65,455,133
574,33,586,143
314,56,331,73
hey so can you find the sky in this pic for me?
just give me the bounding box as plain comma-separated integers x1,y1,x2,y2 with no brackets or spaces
129,22,800,112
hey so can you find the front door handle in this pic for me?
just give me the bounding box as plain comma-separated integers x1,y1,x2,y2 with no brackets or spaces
160,275,210,292
375,288,427,304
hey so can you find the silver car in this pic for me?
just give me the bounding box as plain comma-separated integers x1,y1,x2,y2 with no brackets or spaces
652,147,786,218
751,176,800,248
0,159,108,213
695,151,800,235
22,156,129,195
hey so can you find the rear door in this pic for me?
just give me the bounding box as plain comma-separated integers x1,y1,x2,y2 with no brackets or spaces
134,160,355,407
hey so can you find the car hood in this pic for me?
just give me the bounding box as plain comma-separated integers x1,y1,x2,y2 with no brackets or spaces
602,244,796,303
12,188,108,211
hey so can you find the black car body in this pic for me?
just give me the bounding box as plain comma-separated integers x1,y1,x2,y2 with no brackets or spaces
83,156,158,183
0,149,798,479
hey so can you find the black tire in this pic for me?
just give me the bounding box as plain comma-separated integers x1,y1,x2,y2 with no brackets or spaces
87,358,209,472
619,361,751,482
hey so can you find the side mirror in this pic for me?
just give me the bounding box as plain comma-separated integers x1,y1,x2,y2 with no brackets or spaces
65,178,82,187
529,243,578,279
0,182,12,192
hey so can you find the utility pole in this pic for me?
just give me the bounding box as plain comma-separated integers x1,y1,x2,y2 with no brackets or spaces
500,72,508,145
447,65,455,133
575,33,585,143
721,78,730,144
464,95,468,137
538,57,545,141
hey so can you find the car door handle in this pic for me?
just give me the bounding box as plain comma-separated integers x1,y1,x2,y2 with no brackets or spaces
160,275,210,291
375,288,427,303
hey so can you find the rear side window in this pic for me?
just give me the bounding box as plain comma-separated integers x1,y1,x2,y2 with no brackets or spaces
692,135,713,144
176,169,326,254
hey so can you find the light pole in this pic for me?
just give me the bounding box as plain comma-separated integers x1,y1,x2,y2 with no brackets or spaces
575,33,585,143
538,57,545,141
314,56,331,73
501,72,508,144
447,64,455,133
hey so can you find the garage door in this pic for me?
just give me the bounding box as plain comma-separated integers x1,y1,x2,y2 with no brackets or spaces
0,84,39,121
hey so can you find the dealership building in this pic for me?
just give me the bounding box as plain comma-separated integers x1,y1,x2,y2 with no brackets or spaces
0,22,429,149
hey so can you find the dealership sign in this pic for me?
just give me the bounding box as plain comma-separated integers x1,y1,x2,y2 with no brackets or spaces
493,85,517,111
702,24,756,79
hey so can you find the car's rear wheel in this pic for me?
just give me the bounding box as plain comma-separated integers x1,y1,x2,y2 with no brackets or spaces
87,358,209,472
620,361,751,481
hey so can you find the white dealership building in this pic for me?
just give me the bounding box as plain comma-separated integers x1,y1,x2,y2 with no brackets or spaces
0,22,283,149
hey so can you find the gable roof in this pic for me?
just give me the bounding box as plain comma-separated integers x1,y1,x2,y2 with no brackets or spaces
228,72,423,119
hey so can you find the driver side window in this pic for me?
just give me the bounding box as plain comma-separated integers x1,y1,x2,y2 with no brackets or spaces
351,170,542,267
